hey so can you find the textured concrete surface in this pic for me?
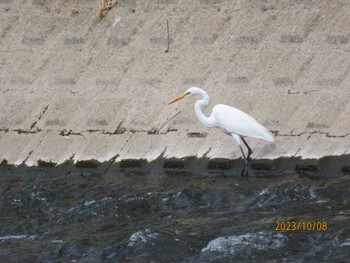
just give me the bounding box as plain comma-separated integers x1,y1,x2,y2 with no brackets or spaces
0,0,349,168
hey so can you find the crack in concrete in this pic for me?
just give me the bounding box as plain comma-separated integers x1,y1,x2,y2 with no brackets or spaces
0,128,9,132
103,153,120,175
21,150,33,166
325,132,350,138
13,129,39,134
0,129,349,139
20,130,49,166
68,153,75,163
287,89,321,95
104,133,134,174
158,111,182,133
30,105,49,131
294,147,302,157
114,120,126,134
103,132,134,174
203,147,212,158
122,133,134,151
160,147,167,158
59,129,86,139
274,131,307,137
276,131,350,138
2,89,10,93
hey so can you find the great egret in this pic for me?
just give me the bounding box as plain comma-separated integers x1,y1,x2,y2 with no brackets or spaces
169,87,274,179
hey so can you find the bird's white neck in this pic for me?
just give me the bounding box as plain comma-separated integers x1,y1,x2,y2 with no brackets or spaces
194,89,216,128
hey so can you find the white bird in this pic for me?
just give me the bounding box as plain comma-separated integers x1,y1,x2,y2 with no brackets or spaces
169,87,274,179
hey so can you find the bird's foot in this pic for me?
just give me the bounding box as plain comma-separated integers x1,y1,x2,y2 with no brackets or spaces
240,164,249,180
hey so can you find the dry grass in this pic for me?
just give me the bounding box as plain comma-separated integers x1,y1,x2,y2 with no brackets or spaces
44,4,61,13
70,7,80,16
44,0,118,19
53,5,61,13
97,0,118,20
45,0,81,16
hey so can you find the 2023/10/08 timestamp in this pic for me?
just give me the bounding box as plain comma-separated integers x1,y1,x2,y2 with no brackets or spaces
275,221,328,231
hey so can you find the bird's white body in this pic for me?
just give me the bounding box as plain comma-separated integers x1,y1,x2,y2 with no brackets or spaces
211,104,274,142
189,87,274,145
169,87,274,178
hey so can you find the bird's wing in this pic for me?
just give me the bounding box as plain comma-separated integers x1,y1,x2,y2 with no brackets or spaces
212,104,274,141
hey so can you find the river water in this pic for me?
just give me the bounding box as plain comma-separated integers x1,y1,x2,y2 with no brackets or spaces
0,167,349,262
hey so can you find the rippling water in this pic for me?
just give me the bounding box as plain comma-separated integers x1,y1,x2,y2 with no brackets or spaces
0,167,349,262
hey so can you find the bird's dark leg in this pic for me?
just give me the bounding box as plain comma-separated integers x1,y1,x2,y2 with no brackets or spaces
241,138,253,179
241,138,253,160
239,145,249,179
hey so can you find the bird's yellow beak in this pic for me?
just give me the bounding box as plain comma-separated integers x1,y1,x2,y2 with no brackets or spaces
169,92,188,104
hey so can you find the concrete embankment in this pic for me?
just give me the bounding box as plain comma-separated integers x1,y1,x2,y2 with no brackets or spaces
0,0,349,174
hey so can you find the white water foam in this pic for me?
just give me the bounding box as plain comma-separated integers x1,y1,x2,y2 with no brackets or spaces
0,235,36,241
128,228,160,247
202,232,287,256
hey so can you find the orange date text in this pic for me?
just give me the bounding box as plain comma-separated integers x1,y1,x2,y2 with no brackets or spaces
275,221,327,231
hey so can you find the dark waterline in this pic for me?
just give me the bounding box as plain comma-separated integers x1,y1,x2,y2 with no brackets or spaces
0,167,349,262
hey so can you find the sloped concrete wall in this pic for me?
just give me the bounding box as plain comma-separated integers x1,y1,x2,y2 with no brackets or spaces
0,0,349,167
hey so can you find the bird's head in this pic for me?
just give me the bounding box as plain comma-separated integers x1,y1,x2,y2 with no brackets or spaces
168,87,200,104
